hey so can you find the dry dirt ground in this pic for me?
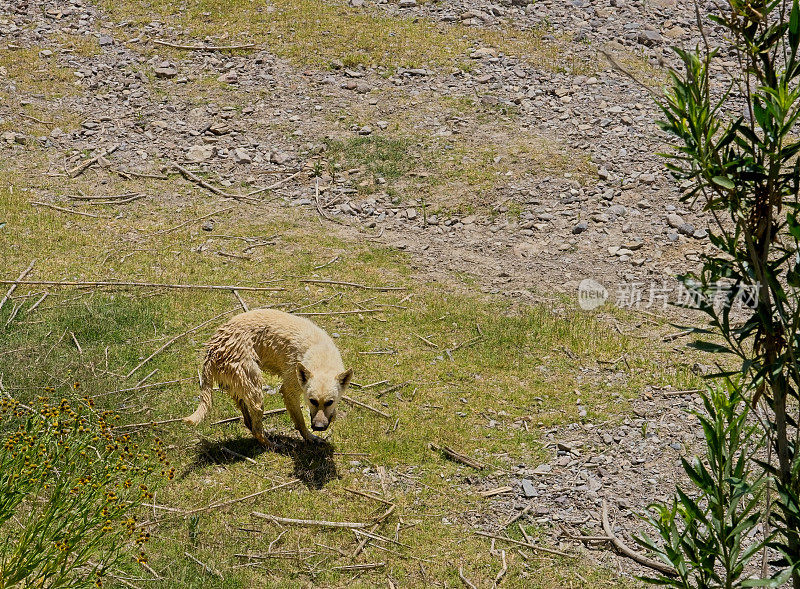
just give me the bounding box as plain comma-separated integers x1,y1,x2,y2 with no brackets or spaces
0,0,750,585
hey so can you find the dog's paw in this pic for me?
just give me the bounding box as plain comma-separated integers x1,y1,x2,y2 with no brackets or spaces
305,433,325,444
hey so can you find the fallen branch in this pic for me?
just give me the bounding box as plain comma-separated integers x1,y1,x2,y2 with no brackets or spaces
494,550,507,587
246,169,305,197
601,499,676,576
478,486,513,498
475,531,573,558
184,552,224,579
251,513,368,529
0,279,284,292
294,309,382,316
125,308,237,378
67,144,119,177
31,201,108,218
662,329,693,342
0,260,35,313
19,112,55,125
171,162,257,203
154,39,255,51
331,563,385,571
300,279,407,292
116,417,185,429
341,395,391,418
343,487,394,506
152,206,235,235
459,565,478,589
430,443,485,470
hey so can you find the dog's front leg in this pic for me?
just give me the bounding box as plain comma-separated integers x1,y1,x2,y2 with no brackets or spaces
281,384,323,443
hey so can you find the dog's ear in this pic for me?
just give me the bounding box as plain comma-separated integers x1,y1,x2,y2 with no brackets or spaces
337,368,353,389
296,363,310,387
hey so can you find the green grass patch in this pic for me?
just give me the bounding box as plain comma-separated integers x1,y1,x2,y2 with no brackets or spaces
101,0,595,74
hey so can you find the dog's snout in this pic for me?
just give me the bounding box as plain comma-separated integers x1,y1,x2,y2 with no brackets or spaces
311,411,329,431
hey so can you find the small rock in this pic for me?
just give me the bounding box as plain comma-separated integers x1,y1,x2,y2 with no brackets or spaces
98,35,114,46
398,0,417,7
677,222,695,236
186,145,214,162
693,228,708,239
358,125,372,135
666,213,685,228
232,147,252,164
470,47,498,59
271,151,292,165
521,479,536,498
533,464,552,474
406,208,417,220
154,62,178,78
201,219,214,231
572,222,588,234
217,71,239,84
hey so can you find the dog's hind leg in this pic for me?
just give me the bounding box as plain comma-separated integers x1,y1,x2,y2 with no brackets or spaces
238,360,270,447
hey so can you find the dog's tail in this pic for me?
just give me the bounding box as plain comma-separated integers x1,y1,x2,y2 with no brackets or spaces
183,359,214,426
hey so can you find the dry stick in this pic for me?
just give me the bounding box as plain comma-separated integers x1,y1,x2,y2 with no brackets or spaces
31,201,108,218
221,446,258,465
341,395,391,418
414,333,438,348
172,163,258,203
144,480,300,527
294,309,382,317
601,499,676,576
331,563,385,571
232,289,249,311
300,279,406,292
67,144,119,177
152,206,235,235
93,377,194,398
153,39,255,51
0,260,35,313
251,513,368,529
0,279,284,292
659,388,703,397
83,194,146,205
68,192,138,201
184,552,224,579
353,528,410,549
494,550,507,587
116,417,185,429
375,381,410,398
459,565,478,589
113,168,169,180
19,111,55,125
504,502,534,527
475,531,572,558
343,487,394,506
125,308,237,378
4,301,22,327
70,331,83,355
246,169,305,197
27,291,49,315
663,329,693,342
429,443,485,470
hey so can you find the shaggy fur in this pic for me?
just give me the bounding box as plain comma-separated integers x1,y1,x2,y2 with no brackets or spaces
183,309,353,444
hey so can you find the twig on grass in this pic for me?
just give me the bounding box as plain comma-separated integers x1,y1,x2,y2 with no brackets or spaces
171,162,256,203
0,260,35,313
300,279,406,291
251,513,368,529
151,206,235,235
67,144,119,177
184,552,224,579
493,550,507,587
0,279,284,292
429,443,485,470
459,565,478,589
343,487,394,506
475,531,573,558
32,201,108,218
342,395,391,418
246,169,305,197
19,111,55,125
601,499,676,576
331,563,385,571
125,308,238,378
154,39,255,51
232,289,249,312
70,331,83,355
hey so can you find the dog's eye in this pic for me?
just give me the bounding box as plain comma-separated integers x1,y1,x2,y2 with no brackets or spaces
324,400,334,407
309,399,318,407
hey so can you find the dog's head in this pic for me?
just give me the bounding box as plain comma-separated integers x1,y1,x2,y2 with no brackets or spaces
296,363,353,432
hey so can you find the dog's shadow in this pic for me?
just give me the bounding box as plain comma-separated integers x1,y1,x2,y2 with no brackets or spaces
186,432,338,490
